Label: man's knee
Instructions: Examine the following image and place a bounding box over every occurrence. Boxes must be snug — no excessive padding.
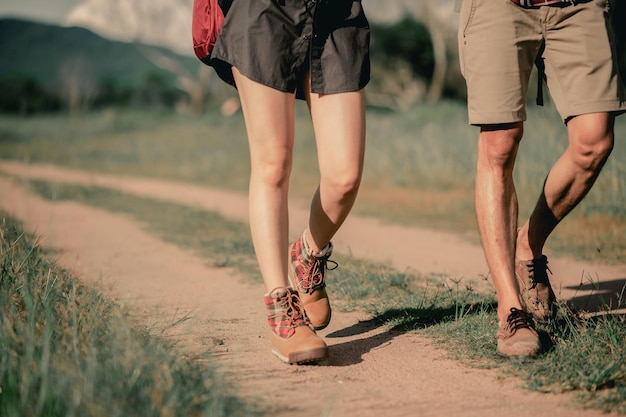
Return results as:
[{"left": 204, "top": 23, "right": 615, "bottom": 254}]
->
[
  {"left": 478, "top": 123, "right": 524, "bottom": 170},
  {"left": 568, "top": 114, "right": 615, "bottom": 172}
]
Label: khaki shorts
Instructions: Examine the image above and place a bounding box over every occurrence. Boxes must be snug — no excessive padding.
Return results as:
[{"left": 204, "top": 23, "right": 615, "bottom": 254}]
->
[{"left": 458, "top": 0, "right": 626, "bottom": 124}]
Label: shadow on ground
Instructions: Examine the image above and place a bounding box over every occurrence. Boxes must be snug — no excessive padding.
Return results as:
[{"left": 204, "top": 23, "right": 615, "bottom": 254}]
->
[
  {"left": 325, "top": 302, "right": 497, "bottom": 366},
  {"left": 564, "top": 277, "right": 626, "bottom": 313}
]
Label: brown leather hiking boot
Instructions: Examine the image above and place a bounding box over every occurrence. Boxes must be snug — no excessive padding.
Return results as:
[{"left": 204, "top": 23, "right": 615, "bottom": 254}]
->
[
  {"left": 264, "top": 287, "right": 328, "bottom": 364},
  {"left": 288, "top": 234, "right": 336, "bottom": 330},
  {"left": 515, "top": 255, "right": 557, "bottom": 321},
  {"left": 496, "top": 307, "right": 541, "bottom": 359}
]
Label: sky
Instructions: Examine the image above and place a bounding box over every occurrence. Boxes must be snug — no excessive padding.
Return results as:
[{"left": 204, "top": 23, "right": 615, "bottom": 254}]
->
[{"left": 0, "top": 0, "right": 82, "bottom": 24}]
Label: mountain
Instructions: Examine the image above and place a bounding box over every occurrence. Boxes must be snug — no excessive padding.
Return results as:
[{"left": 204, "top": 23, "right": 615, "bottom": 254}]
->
[
  {"left": 0, "top": 18, "right": 199, "bottom": 88},
  {"left": 65, "top": 0, "right": 194, "bottom": 56}
]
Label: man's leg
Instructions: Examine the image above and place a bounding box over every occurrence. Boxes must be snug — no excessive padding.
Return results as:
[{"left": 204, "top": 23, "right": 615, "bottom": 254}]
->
[
  {"left": 517, "top": 112, "right": 615, "bottom": 259},
  {"left": 476, "top": 122, "right": 540, "bottom": 358},
  {"left": 476, "top": 123, "right": 525, "bottom": 319}
]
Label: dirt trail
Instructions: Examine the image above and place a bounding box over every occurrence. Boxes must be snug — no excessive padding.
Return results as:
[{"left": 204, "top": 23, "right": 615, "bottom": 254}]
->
[{"left": 1, "top": 160, "right": 624, "bottom": 417}]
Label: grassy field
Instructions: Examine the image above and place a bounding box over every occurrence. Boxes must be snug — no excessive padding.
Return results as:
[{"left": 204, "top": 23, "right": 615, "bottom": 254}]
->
[
  {"left": 1, "top": 101, "right": 624, "bottom": 263},
  {"left": 0, "top": 214, "right": 259, "bottom": 417},
  {"left": 1, "top": 102, "right": 625, "bottom": 414}
]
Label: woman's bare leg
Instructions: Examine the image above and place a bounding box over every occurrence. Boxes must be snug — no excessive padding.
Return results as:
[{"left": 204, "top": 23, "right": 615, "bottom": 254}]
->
[
  {"left": 302, "top": 77, "right": 366, "bottom": 252},
  {"left": 232, "top": 68, "right": 296, "bottom": 292}
]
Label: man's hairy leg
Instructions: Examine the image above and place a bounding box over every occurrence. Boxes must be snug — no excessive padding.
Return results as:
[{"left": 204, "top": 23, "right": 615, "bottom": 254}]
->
[
  {"left": 517, "top": 112, "right": 615, "bottom": 260},
  {"left": 475, "top": 123, "right": 525, "bottom": 321}
]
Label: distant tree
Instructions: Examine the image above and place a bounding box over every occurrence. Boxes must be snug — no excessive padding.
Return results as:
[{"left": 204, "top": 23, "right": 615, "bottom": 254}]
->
[
  {"left": 0, "top": 73, "right": 60, "bottom": 114},
  {"left": 57, "top": 55, "right": 98, "bottom": 116},
  {"left": 371, "top": 16, "right": 434, "bottom": 79},
  {"left": 66, "top": 0, "right": 213, "bottom": 115},
  {"left": 135, "top": 69, "right": 182, "bottom": 109},
  {"left": 369, "top": 15, "right": 433, "bottom": 110},
  {"left": 93, "top": 77, "right": 133, "bottom": 108},
  {"left": 368, "top": 0, "right": 460, "bottom": 107},
  {"left": 139, "top": 46, "right": 213, "bottom": 115},
  {"left": 423, "top": 0, "right": 448, "bottom": 104}
]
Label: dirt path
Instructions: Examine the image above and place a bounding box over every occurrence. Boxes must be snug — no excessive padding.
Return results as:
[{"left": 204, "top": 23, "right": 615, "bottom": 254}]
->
[{"left": 1, "top": 160, "right": 624, "bottom": 417}]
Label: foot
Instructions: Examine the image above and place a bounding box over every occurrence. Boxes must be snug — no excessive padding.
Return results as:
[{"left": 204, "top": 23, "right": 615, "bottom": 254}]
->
[
  {"left": 496, "top": 307, "right": 541, "bottom": 359},
  {"left": 515, "top": 255, "right": 557, "bottom": 321},
  {"left": 265, "top": 287, "right": 328, "bottom": 364},
  {"left": 288, "top": 233, "right": 336, "bottom": 330}
]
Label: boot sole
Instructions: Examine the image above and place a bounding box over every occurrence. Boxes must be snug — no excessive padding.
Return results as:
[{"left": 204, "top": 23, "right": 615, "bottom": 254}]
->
[
  {"left": 496, "top": 350, "right": 537, "bottom": 361},
  {"left": 271, "top": 346, "right": 329, "bottom": 365}
]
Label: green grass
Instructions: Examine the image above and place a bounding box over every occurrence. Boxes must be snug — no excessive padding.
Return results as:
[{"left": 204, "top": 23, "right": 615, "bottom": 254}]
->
[
  {"left": 1, "top": 102, "right": 624, "bottom": 263},
  {"left": 0, "top": 213, "right": 258, "bottom": 417},
  {"left": 1, "top": 103, "right": 625, "bottom": 413},
  {"left": 424, "top": 306, "right": 626, "bottom": 414},
  {"left": 21, "top": 179, "right": 626, "bottom": 414}
]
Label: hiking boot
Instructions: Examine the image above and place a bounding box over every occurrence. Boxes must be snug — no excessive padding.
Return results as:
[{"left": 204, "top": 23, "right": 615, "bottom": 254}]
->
[
  {"left": 265, "top": 287, "right": 328, "bottom": 364},
  {"left": 515, "top": 255, "right": 556, "bottom": 321},
  {"left": 496, "top": 307, "right": 541, "bottom": 359},
  {"left": 288, "top": 233, "right": 337, "bottom": 330}
]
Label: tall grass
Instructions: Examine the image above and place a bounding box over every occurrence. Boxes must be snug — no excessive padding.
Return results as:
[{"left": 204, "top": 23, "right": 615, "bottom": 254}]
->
[
  {"left": 1, "top": 102, "right": 624, "bottom": 262},
  {"left": 0, "top": 214, "right": 257, "bottom": 417}
]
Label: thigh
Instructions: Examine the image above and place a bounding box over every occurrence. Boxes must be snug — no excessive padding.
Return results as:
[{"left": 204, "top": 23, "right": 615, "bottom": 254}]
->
[
  {"left": 459, "top": 0, "right": 543, "bottom": 125},
  {"left": 304, "top": 76, "right": 366, "bottom": 179},
  {"left": 232, "top": 68, "right": 296, "bottom": 168}
]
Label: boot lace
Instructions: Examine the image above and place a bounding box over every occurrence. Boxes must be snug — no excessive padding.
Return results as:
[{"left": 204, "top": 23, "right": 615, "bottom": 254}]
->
[
  {"left": 300, "top": 254, "right": 338, "bottom": 292},
  {"left": 527, "top": 256, "right": 551, "bottom": 289},
  {"left": 279, "top": 289, "right": 308, "bottom": 326},
  {"left": 503, "top": 307, "right": 535, "bottom": 334}
]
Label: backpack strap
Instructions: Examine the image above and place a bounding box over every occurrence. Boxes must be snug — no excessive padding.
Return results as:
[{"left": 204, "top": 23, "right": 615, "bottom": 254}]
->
[{"left": 534, "top": 40, "right": 546, "bottom": 106}]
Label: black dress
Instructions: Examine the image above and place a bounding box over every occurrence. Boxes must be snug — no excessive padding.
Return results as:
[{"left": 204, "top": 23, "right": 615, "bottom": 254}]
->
[{"left": 210, "top": 0, "right": 370, "bottom": 99}]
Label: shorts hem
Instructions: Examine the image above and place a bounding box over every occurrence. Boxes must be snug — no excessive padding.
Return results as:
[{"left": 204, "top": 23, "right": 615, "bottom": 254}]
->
[
  {"left": 311, "top": 83, "right": 368, "bottom": 96},
  {"left": 210, "top": 57, "right": 296, "bottom": 95},
  {"left": 563, "top": 100, "right": 626, "bottom": 121},
  {"left": 468, "top": 111, "right": 526, "bottom": 126},
  {"left": 212, "top": 57, "right": 369, "bottom": 98}
]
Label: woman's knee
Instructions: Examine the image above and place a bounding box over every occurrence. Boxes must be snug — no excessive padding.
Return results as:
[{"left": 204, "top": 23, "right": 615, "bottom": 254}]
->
[
  {"left": 321, "top": 169, "right": 362, "bottom": 200},
  {"left": 251, "top": 152, "right": 293, "bottom": 188}
]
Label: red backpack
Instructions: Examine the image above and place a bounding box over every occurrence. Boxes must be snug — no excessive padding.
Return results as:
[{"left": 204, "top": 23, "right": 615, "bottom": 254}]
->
[{"left": 192, "top": 0, "right": 225, "bottom": 63}]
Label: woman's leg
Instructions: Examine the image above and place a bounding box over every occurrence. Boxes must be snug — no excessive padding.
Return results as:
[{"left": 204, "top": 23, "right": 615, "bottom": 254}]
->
[
  {"left": 285, "top": 75, "right": 366, "bottom": 330},
  {"left": 233, "top": 68, "right": 328, "bottom": 364},
  {"left": 304, "top": 79, "right": 367, "bottom": 251},
  {"left": 232, "top": 68, "right": 296, "bottom": 292}
]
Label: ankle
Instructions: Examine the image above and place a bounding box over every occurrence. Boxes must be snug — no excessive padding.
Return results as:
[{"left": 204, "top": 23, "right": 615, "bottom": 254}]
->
[
  {"left": 302, "top": 230, "right": 331, "bottom": 257},
  {"left": 301, "top": 230, "right": 316, "bottom": 256},
  {"left": 498, "top": 303, "right": 524, "bottom": 323},
  {"left": 516, "top": 228, "right": 533, "bottom": 261}
]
